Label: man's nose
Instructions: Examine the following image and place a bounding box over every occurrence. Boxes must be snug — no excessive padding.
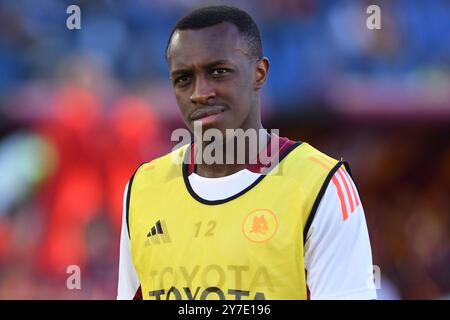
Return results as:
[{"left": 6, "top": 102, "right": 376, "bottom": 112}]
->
[{"left": 190, "top": 76, "right": 215, "bottom": 105}]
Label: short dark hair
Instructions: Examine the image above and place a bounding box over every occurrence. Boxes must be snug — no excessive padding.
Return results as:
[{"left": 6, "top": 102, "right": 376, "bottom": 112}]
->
[{"left": 166, "top": 5, "right": 263, "bottom": 60}]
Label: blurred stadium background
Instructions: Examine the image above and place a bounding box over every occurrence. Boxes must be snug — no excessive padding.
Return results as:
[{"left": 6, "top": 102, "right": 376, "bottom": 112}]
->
[{"left": 0, "top": 0, "right": 449, "bottom": 299}]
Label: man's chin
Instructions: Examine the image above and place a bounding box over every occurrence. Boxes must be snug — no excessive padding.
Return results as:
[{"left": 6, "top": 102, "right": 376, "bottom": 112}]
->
[{"left": 190, "top": 122, "right": 229, "bottom": 143}]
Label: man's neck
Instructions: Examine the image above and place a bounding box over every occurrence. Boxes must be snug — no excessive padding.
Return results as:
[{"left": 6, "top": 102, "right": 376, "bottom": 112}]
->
[{"left": 195, "top": 127, "right": 270, "bottom": 178}]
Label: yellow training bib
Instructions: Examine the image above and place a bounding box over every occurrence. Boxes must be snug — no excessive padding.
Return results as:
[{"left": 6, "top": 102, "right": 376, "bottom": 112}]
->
[{"left": 127, "top": 142, "right": 340, "bottom": 300}]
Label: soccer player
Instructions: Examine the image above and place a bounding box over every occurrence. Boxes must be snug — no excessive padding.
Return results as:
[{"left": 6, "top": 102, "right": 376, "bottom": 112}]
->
[{"left": 118, "top": 6, "right": 376, "bottom": 300}]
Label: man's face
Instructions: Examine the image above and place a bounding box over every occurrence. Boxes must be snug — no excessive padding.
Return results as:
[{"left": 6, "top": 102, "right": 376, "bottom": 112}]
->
[{"left": 167, "top": 22, "right": 266, "bottom": 136}]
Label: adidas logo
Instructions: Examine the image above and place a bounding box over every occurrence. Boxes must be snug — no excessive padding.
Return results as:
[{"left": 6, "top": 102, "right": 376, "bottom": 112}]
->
[{"left": 145, "top": 219, "right": 171, "bottom": 245}]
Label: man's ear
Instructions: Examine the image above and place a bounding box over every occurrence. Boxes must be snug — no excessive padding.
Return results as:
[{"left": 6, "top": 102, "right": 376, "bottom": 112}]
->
[{"left": 254, "top": 57, "right": 270, "bottom": 90}]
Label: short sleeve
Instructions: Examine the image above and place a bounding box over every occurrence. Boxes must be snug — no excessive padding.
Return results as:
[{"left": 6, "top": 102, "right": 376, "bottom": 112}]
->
[
  {"left": 304, "top": 168, "right": 377, "bottom": 300},
  {"left": 117, "top": 182, "right": 141, "bottom": 299}
]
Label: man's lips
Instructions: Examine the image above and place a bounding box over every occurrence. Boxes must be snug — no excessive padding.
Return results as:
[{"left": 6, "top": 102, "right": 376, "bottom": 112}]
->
[{"left": 189, "top": 106, "right": 226, "bottom": 121}]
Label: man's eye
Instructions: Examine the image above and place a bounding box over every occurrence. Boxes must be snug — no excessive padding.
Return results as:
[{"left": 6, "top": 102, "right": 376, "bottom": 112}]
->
[
  {"left": 174, "top": 75, "right": 191, "bottom": 86},
  {"left": 211, "top": 68, "right": 230, "bottom": 76}
]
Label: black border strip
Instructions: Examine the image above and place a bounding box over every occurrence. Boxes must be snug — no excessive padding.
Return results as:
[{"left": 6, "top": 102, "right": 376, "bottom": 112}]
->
[
  {"left": 342, "top": 160, "right": 361, "bottom": 195},
  {"left": 182, "top": 141, "right": 303, "bottom": 205},
  {"left": 303, "top": 161, "right": 345, "bottom": 244},
  {"left": 126, "top": 162, "right": 147, "bottom": 239}
]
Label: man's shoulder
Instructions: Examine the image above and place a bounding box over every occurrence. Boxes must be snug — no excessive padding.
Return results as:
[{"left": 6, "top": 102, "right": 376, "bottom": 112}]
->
[
  {"left": 133, "top": 143, "right": 189, "bottom": 180},
  {"left": 286, "top": 142, "right": 340, "bottom": 172}
]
